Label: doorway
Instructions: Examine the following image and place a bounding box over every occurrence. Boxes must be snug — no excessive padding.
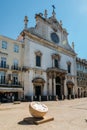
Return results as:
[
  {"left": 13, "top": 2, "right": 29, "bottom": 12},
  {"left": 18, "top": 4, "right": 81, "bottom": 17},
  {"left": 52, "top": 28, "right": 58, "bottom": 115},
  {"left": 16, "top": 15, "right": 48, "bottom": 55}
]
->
[
  {"left": 68, "top": 87, "right": 72, "bottom": 95},
  {"left": 56, "top": 85, "right": 61, "bottom": 99},
  {"left": 56, "top": 76, "right": 61, "bottom": 99},
  {"left": 35, "top": 86, "right": 41, "bottom": 101},
  {"left": 78, "top": 88, "right": 80, "bottom": 97}
]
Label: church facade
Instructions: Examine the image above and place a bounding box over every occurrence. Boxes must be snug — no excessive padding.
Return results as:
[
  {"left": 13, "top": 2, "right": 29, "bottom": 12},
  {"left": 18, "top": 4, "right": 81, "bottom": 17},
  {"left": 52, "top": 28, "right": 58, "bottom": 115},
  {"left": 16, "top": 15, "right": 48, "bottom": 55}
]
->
[
  {"left": 0, "top": 8, "right": 79, "bottom": 102},
  {"left": 20, "top": 9, "right": 77, "bottom": 101}
]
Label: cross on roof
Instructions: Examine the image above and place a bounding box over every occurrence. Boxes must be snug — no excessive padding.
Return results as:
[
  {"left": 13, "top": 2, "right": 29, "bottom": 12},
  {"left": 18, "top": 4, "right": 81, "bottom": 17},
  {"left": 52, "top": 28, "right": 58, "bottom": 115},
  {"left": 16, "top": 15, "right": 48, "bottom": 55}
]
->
[
  {"left": 52, "top": 5, "right": 55, "bottom": 10},
  {"left": 52, "top": 5, "right": 56, "bottom": 17}
]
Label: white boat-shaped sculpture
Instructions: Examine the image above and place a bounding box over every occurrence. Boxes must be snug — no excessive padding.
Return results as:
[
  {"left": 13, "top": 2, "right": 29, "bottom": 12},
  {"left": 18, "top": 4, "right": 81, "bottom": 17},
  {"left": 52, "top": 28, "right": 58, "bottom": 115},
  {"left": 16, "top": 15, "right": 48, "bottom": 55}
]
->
[{"left": 29, "top": 102, "right": 48, "bottom": 118}]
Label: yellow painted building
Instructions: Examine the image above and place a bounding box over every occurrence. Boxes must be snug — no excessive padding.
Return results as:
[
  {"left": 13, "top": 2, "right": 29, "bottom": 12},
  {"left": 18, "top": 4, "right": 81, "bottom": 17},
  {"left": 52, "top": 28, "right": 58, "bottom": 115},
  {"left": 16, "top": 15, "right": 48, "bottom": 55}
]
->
[{"left": 0, "top": 35, "right": 23, "bottom": 102}]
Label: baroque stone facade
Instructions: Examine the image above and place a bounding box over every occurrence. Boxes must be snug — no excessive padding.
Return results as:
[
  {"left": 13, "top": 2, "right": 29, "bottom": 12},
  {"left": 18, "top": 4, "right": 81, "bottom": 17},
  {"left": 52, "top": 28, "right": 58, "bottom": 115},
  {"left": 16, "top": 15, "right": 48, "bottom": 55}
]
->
[{"left": 0, "top": 8, "right": 85, "bottom": 102}]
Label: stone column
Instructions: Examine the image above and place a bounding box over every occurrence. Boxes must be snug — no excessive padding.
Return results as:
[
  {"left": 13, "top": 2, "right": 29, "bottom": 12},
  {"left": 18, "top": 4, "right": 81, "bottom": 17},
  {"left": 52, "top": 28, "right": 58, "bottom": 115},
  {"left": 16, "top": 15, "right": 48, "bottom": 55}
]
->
[
  {"left": 53, "top": 78, "right": 56, "bottom": 96},
  {"left": 61, "top": 76, "right": 65, "bottom": 100},
  {"left": 52, "top": 72, "right": 56, "bottom": 96},
  {"left": 48, "top": 77, "right": 52, "bottom": 95}
]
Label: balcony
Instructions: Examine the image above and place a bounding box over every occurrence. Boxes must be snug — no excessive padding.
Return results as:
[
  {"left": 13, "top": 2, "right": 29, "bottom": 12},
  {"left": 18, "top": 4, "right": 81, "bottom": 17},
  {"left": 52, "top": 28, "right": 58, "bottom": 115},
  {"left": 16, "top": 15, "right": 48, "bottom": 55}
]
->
[
  {"left": 0, "top": 80, "right": 6, "bottom": 86},
  {"left": 11, "top": 65, "right": 21, "bottom": 71},
  {"left": 0, "top": 81, "right": 22, "bottom": 88},
  {"left": 22, "top": 66, "right": 29, "bottom": 71},
  {"left": 0, "top": 63, "right": 9, "bottom": 70},
  {"left": 47, "top": 67, "right": 67, "bottom": 73},
  {"left": 11, "top": 82, "right": 22, "bottom": 88}
]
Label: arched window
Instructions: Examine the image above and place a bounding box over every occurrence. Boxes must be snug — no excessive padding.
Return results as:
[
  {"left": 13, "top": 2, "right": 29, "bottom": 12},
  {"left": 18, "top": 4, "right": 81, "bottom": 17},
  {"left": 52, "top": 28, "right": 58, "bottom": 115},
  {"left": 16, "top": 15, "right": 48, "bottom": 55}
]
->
[
  {"left": 67, "top": 61, "right": 71, "bottom": 73},
  {"left": 35, "top": 51, "right": 42, "bottom": 67},
  {"left": 52, "top": 54, "right": 61, "bottom": 68}
]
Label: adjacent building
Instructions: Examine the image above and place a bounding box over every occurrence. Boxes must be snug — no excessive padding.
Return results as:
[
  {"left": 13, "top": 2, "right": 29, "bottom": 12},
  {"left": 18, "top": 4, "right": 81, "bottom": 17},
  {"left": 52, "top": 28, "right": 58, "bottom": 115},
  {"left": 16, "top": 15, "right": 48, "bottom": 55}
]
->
[
  {"left": 0, "top": 35, "right": 23, "bottom": 102},
  {"left": 76, "top": 57, "right": 87, "bottom": 97}
]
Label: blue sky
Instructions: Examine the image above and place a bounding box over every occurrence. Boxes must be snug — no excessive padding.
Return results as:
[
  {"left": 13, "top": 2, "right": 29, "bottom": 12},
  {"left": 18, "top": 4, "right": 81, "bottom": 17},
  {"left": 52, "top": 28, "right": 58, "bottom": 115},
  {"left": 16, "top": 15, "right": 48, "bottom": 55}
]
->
[{"left": 0, "top": 0, "right": 87, "bottom": 59}]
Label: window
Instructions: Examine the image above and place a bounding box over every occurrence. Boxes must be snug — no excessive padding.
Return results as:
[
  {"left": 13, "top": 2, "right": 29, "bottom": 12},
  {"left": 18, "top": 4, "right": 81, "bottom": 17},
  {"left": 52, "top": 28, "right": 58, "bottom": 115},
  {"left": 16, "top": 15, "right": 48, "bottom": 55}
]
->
[
  {"left": 12, "top": 74, "right": 18, "bottom": 85},
  {"left": 51, "top": 33, "right": 59, "bottom": 43},
  {"left": 54, "top": 59, "right": 58, "bottom": 68},
  {"left": 14, "top": 59, "right": 18, "bottom": 66},
  {"left": 36, "top": 55, "right": 41, "bottom": 67},
  {"left": 52, "top": 54, "right": 60, "bottom": 68},
  {"left": 0, "top": 72, "right": 6, "bottom": 84},
  {"left": 68, "top": 64, "right": 71, "bottom": 73},
  {"left": 2, "top": 41, "right": 7, "bottom": 49},
  {"left": 67, "top": 61, "right": 71, "bottom": 74},
  {"left": 77, "top": 63, "right": 79, "bottom": 69},
  {"left": 13, "top": 59, "right": 18, "bottom": 69},
  {"left": 14, "top": 45, "right": 19, "bottom": 53},
  {"left": 77, "top": 72, "right": 79, "bottom": 76},
  {"left": 35, "top": 51, "right": 42, "bottom": 67},
  {"left": 1, "top": 57, "right": 6, "bottom": 68}
]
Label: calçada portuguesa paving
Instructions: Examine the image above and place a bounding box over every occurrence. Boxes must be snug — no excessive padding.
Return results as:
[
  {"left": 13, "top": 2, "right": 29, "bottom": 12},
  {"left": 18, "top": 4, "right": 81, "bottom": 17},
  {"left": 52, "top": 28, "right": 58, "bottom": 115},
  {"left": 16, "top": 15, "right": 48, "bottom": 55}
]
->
[{"left": 0, "top": 98, "right": 87, "bottom": 130}]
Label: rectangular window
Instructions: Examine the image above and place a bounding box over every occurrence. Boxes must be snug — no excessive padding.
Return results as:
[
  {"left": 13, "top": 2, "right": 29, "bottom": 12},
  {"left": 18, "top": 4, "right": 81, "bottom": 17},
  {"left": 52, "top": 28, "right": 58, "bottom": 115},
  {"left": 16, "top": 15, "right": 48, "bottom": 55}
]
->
[
  {"left": 2, "top": 41, "right": 7, "bottom": 49},
  {"left": 13, "top": 59, "right": 18, "bottom": 70},
  {"left": 12, "top": 74, "right": 18, "bottom": 85},
  {"left": 1, "top": 57, "right": 6, "bottom": 68},
  {"left": 54, "top": 59, "right": 58, "bottom": 68},
  {"left": 68, "top": 64, "right": 71, "bottom": 73},
  {"left": 36, "top": 55, "right": 41, "bottom": 67},
  {"left": 14, "top": 45, "right": 19, "bottom": 53},
  {"left": 77, "top": 63, "right": 79, "bottom": 69},
  {"left": 0, "top": 72, "right": 6, "bottom": 84},
  {"left": 14, "top": 59, "right": 18, "bottom": 66}
]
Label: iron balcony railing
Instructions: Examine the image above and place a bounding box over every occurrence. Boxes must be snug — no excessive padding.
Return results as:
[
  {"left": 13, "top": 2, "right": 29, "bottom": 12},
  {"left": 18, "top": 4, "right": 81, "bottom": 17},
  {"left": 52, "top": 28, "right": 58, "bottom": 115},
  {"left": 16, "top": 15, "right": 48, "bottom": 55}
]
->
[
  {"left": 22, "top": 66, "right": 29, "bottom": 71},
  {"left": 0, "top": 81, "right": 22, "bottom": 88},
  {"left": 0, "top": 63, "right": 9, "bottom": 69},
  {"left": 11, "top": 65, "right": 21, "bottom": 71}
]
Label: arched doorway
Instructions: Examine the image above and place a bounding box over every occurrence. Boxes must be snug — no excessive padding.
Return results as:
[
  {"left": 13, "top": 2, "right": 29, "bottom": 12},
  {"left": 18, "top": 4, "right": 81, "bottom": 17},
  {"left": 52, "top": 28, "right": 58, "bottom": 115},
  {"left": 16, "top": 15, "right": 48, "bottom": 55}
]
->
[
  {"left": 35, "top": 86, "right": 41, "bottom": 100},
  {"left": 80, "top": 88, "right": 82, "bottom": 97},
  {"left": 78, "top": 88, "right": 80, "bottom": 98},
  {"left": 84, "top": 91, "right": 86, "bottom": 97},
  {"left": 32, "top": 77, "right": 45, "bottom": 101},
  {"left": 66, "top": 81, "right": 74, "bottom": 99},
  {"left": 56, "top": 77, "right": 61, "bottom": 99}
]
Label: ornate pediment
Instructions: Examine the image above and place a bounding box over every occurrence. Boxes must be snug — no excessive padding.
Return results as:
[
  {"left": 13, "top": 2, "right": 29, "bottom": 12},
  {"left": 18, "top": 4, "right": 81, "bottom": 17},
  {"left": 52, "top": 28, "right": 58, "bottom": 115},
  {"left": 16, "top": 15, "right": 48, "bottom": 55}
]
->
[
  {"left": 48, "top": 16, "right": 59, "bottom": 32},
  {"left": 52, "top": 53, "right": 61, "bottom": 60},
  {"left": 35, "top": 50, "right": 42, "bottom": 56}
]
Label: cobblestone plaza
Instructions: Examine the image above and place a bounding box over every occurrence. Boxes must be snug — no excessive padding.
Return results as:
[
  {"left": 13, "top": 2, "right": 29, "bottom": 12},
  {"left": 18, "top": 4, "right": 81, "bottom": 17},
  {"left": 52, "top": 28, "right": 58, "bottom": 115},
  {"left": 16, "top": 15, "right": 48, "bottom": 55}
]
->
[{"left": 0, "top": 98, "right": 87, "bottom": 130}]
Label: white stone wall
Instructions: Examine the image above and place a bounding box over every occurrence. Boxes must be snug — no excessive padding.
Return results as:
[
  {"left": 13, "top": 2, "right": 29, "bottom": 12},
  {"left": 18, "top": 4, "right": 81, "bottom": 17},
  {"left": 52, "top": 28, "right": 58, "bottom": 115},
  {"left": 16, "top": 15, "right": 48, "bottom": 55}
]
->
[
  {"left": 23, "top": 36, "right": 76, "bottom": 96},
  {"left": 36, "top": 20, "right": 67, "bottom": 45}
]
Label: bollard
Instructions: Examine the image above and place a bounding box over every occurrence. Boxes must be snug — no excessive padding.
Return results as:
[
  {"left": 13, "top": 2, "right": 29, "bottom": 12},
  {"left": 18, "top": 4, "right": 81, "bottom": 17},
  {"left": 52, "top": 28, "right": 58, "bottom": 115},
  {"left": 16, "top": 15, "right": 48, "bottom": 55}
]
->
[
  {"left": 56, "top": 95, "right": 58, "bottom": 101},
  {"left": 39, "top": 95, "right": 41, "bottom": 101},
  {"left": 31, "top": 96, "right": 33, "bottom": 101},
  {"left": 50, "top": 96, "right": 51, "bottom": 101},
  {"left": 62, "top": 95, "right": 64, "bottom": 100},
  {"left": 69, "top": 95, "right": 71, "bottom": 100},
  {"left": 47, "top": 96, "right": 48, "bottom": 101}
]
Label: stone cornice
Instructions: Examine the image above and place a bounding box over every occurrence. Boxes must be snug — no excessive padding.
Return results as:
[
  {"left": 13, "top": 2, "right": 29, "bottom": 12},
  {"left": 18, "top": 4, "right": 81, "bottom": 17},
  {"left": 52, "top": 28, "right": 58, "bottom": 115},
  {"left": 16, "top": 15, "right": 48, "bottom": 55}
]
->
[
  {"left": 0, "top": 51, "right": 8, "bottom": 55},
  {"left": 76, "top": 57, "right": 87, "bottom": 65},
  {"left": 0, "top": 35, "right": 23, "bottom": 46},
  {"left": 26, "top": 66, "right": 46, "bottom": 72},
  {"left": 22, "top": 30, "right": 76, "bottom": 57}
]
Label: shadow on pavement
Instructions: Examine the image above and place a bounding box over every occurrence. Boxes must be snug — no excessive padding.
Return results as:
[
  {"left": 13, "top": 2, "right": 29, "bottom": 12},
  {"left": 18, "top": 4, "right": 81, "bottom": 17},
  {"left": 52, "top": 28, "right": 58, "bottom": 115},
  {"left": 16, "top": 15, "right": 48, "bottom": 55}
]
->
[
  {"left": 18, "top": 117, "right": 35, "bottom": 125},
  {"left": 18, "top": 117, "right": 43, "bottom": 125}
]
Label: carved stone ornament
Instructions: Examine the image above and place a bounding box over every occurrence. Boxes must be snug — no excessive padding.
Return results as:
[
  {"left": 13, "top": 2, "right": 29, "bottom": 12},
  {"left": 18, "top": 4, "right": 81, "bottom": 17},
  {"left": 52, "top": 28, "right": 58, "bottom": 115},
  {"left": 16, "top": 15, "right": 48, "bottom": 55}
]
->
[{"left": 35, "top": 51, "right": 42, "bottom": 56}]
